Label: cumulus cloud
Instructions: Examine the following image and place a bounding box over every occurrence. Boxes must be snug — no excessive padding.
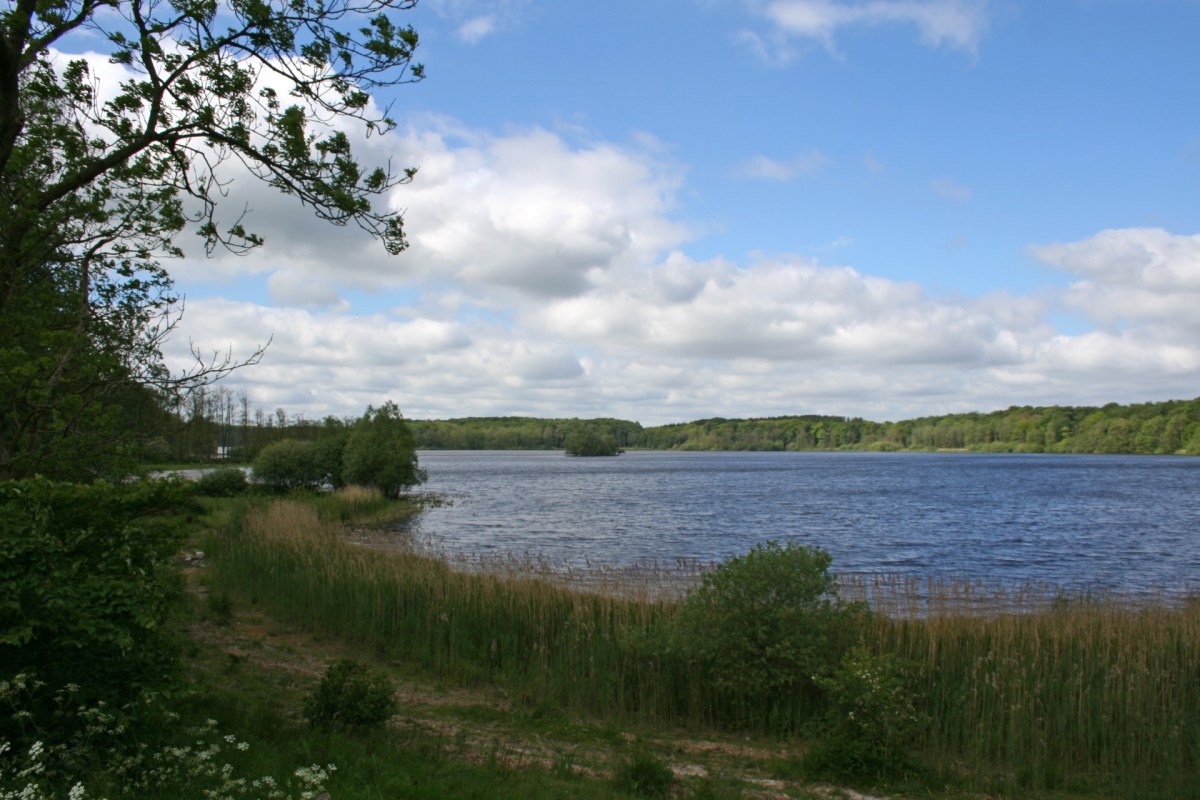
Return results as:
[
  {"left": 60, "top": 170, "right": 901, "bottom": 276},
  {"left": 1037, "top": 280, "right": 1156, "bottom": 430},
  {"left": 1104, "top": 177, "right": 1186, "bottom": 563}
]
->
[
  {"left": 744, "top": 0, "right": 989, "bottom": 60},
  {"left": 534, "top": 254, "right": 1024, "bottom": 370},
  {"left": 398, "top": 122, "right": 690, "bottom": 299},
  {"left": 1030, "top": 228, "right": 1200, "bottom": 334},
  {"left": 155, "top": 112, "right": 1199, "bottom": 425}
]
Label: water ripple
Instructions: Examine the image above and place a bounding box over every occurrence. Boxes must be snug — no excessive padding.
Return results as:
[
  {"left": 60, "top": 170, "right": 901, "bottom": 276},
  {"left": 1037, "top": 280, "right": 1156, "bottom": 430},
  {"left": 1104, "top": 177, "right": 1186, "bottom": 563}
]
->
[{"left": 412, "top": 450, "right": 1200, "bottom": 596}]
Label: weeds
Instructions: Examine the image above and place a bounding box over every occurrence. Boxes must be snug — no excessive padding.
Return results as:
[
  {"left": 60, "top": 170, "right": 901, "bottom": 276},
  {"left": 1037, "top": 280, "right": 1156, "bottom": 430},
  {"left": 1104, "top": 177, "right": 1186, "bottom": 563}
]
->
[{"left": 613, "top": 750, "right": 675, "bottom": 798}]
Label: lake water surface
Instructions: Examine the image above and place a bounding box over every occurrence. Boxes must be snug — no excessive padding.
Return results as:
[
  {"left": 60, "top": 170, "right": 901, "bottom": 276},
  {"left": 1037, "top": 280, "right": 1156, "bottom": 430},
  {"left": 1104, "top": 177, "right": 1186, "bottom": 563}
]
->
[{"left": 411, "top": 450, "right": 1200, "bottom": 596}]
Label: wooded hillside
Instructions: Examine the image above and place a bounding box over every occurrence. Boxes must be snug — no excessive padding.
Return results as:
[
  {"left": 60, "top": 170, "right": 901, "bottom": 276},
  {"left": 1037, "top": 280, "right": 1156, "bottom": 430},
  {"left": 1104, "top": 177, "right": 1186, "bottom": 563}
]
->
[{"left": 410, "top": 398, "right": 1200, "bottom": 455}]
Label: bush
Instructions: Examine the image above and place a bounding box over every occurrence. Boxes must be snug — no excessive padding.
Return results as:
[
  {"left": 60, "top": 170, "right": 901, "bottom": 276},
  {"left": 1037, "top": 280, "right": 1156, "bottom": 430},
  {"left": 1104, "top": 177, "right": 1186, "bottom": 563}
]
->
[
  {"left": 803, "top": 644, "right": 923, "bottom": 780},
  {"left": 0, "top": 478, "right": 188, "bottom": 746},
  {"left": 303, "top": 659, "right": 397, "bottom": 732},
  {"left": 195, "top": 467, "right": 248, "bottom": 497},
  {"left": 670, "top": 541, "right": 865, "bottom": 727},
  {"left": 613, "top": 750, "right": 675, "bottom": 798},
  {"left": 1, "top": 482, "right": 188, "bottom": 762},
  {"left": 0, "top": 694, "right": 337, "bottom": 800},
  {"left": 252, "top": 439, "right": 342, "bottom": 492}
]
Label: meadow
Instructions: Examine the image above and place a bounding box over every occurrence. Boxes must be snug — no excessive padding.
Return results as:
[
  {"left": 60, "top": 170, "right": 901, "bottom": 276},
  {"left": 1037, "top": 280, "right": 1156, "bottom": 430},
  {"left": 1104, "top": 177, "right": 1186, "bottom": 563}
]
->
[{"left": 204, "top": 490, "right": 1200, "bottom": 799}]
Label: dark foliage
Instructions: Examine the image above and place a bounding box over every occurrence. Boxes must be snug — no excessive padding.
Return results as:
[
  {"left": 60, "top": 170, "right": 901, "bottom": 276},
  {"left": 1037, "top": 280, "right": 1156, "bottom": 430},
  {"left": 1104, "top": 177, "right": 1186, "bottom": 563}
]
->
[{"left": 303, "top": 659, "right": 398, "bottom": 732}]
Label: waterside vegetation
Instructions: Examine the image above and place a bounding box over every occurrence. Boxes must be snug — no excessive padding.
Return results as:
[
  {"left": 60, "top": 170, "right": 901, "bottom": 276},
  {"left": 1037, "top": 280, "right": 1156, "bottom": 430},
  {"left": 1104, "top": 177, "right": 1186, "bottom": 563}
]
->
[
  {"left": 206, "top": 493, "right": 1200, "bottom": 799},
  {"left": 4, "top": 482, "right": 1199, "bottom": 798}
]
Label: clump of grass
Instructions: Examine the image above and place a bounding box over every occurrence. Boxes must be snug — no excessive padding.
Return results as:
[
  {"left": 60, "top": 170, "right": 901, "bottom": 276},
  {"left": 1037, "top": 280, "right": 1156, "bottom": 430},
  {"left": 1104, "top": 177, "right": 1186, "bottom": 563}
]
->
[
  {"left": 613, "top": 750, "right": 675, "bottom": 798},
  {"left": 303, "top": 485, "right": 417, "bottom": 525}
]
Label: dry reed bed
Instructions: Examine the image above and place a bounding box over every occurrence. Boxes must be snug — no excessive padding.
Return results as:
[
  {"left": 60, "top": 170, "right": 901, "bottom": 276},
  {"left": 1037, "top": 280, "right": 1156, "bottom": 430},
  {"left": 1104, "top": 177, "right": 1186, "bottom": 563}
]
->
[{"left": 213, "top": 498, "right": 1200, "bottom": 797}]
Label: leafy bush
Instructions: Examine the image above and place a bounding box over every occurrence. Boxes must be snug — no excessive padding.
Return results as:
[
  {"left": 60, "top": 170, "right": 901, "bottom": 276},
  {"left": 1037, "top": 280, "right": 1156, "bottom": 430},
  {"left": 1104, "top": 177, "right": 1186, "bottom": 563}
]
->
[
  {"left": 303, "top": 659, "right": 397, "bottom": 732},
  {"left": 613, "top": 750, "right": 675, "bottom": 798},
  {"left": 195, "top": 467, "right": 248, "bottom": 497},
  {"left": 0, "top": 479, "right": 187, "bottom": 707},
  {"left": 252, "top": 439, "right": 343, "bottom": 492},
  {"left": 802, "top": 643, "right": 923, "bottom": 780},
  {"left": 670, "top": 541, "right": 865, "bottom": 727}
]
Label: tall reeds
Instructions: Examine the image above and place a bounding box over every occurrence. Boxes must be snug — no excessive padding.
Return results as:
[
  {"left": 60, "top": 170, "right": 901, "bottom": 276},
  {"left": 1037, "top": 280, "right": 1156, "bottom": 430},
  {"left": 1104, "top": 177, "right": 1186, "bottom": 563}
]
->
[
  {"left": 211, "top": 500, "right": 701, "bottom": 722},
  {"left": 850, "top": 575, "right": 1200, "bottom": 796},
  {"left": 211, "top": 499, "right": 1200, "bottom": 797}
]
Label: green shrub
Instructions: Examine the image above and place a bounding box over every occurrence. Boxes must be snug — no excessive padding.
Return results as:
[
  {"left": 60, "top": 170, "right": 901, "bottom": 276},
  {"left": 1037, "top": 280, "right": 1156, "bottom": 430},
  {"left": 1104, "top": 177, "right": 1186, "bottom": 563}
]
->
[
  {"left": 613, "top": 750, "right": 675, "bottom": 798},
  {"left": 252, "top": 439, "right": 338, "bottom": 492},
  {"left": 0, "top": 479, "right": 186, "bottom": 697},
  {"left": 0, "top": 692, "right": 337, "bottom": 800},
  {"left": 670, "top": 541, "right": 865, "bottom": 727},
  {"left": 303, "top": 659, "right": 397, "bottom": 732},
  {"left": 803, "top": 643, "right": 922, "bottom": 781},
  {"left": 195, "top": 467, "right": 248, "bottom": 497}
]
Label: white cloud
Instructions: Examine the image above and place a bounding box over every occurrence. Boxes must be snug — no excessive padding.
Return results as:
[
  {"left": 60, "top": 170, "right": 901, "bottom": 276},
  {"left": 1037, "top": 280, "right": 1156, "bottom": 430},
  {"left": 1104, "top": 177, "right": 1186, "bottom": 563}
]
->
[
  {"left": 429, "top": 0, "right": 532, "bottom": 43},
  {"left": 735, "top": 150, "right": 829, "bottom": 180},
  {"left": 457, "top": 15, "right": 497, "bottom": 42},
  {"left": 398, "top": 122, "right": 691, "bottom": 299},
  {"left": 930, "top": 177, "right": 973, "bottom": 202},
  {"left": 746, "top": 0, "right": 989, "bottom": 60},
  {"left": 533, "top": 254, "right": 1020, "bottom": 368},
  {"left": 1030, "top": 228, "right": 1200, "bottom": 333},
  {"left": 158, "top": 112, "right": 1200, "bottom": 425}
]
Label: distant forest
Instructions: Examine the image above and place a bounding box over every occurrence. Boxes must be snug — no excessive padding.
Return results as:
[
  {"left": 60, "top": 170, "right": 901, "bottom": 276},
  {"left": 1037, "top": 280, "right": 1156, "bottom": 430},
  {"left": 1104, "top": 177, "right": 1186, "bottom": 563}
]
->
[
  {"left": 406, "top": 397, "right": 1200, "bottom": 455},
  {"left": 159, "top": 393, "right": 1200, "bottom": 463}
]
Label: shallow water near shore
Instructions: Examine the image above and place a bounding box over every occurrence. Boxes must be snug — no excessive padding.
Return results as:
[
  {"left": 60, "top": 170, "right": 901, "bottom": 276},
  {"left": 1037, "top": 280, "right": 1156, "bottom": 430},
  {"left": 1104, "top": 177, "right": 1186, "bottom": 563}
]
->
[{"left": 408, "top": 450, "right": 1200, "bottom": 599}]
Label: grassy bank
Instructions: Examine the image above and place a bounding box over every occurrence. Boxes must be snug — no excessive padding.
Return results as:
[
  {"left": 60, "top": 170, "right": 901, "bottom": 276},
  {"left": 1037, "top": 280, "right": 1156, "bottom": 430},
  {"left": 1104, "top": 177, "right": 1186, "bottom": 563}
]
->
[{"left": 206, "top": 494, "right": 1200, "bottom": 798}]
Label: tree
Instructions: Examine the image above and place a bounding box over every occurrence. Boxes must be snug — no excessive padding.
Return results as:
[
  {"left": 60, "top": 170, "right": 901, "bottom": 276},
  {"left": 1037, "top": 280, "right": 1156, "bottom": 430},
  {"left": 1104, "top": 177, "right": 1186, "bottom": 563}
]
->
[
  {"left": 342, "top": 400, "right": 424, "bottom": 498},
  {"left": 0, "top": 0, "right": 424, "bottom": 479},
  {"left": 563, "top": 428, "right": 622, "bottom": 456}
]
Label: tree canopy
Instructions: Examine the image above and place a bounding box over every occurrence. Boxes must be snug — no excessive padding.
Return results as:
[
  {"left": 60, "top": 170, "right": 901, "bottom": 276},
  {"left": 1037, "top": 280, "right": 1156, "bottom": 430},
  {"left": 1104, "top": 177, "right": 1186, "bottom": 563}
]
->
[
  {"left": 0, "top": 0, "right": 423, "bottom": 478},
  {"left": 342, "top": 400, "right": 424, "bottom": 497},
  {"left": 563, "top": 428, "right": 623, "bottom": 456}
]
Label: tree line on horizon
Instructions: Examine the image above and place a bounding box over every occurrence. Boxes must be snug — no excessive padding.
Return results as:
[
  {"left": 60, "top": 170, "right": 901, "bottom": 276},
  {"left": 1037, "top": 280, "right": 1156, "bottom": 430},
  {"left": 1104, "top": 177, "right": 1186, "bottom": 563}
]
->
[
  {"left": 405, "top": 397, "right": 1200, "bottom": 455},
  {"left": 74, "top": 392, "right": 1200, "bottom": 467}
]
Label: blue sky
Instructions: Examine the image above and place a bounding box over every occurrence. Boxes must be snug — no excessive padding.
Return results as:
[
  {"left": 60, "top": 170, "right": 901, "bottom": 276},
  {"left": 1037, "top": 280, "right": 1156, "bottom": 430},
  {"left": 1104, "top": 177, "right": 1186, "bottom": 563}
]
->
[{"left": 120, "top": 0, "right": 1200, "bottom": 424}]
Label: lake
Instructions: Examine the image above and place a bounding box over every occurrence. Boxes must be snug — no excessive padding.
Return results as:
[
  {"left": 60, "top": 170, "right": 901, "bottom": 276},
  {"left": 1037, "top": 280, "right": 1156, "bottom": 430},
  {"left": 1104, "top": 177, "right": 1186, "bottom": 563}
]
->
[{"left": 410, "top": 450, "right": 1200, "bottom": 597}]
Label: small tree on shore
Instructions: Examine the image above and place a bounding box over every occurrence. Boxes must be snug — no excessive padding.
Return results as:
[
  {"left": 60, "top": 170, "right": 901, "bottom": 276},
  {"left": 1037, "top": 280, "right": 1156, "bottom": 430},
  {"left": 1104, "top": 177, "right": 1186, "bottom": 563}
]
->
[{"left": 342, "top": 401, "right": 425, "bottom": 498}]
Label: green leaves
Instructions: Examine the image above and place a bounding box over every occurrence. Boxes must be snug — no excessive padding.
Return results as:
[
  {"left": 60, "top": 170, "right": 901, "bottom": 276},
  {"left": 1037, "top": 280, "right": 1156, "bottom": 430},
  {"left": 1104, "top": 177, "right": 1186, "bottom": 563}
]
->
[
  {"left": 303, "top": 658, "right": 398, "bottom": 732},
  {"left": 0, "top": 1, "right": 423, "bottom": 477},
  {"left": 670, "top": 541, "right": 866, "bottom": 728},
  {"left": 342, "top": 400, "right": 425, "bottom": 498},
  {"left": 0, "top": 478, "right": 189, "bottom": 698}
]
